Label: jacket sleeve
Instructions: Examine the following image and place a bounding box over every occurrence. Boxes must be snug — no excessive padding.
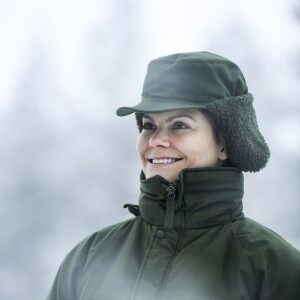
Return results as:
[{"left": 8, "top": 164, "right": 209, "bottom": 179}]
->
[
  {"left": 235, "top": 218, "right": 300, "bottom": 300},
  {"left": 46, "top": 233, "right": 98, "bottom": 300}
]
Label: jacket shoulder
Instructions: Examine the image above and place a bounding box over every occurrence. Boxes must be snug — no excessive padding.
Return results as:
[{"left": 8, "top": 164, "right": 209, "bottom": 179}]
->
[
  {"left": 232, "top": 217, "right": 300, "bottom": 299},
  {"left": 232, "top": 217, "right": 300, "bottom": 256},
  {"left": 65, "top": 217, "right": 138, "bottom": 265},
  {"left": 46, "top": 217, "right": 138, "bottom": 300}
]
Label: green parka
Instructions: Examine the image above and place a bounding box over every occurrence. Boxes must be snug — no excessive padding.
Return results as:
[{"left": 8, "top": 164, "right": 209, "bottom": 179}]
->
[{"left": 47, "top": 168, "right": 300, "bottom": 299}]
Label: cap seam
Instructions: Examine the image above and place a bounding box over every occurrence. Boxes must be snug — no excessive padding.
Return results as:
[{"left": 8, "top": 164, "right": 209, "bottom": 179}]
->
[
  {"left": 142, "top": 92, "right": 217, "bottom": 101},
  {"left": 154, "top": 60, "right": 240, "bottom": 70},
  {"left": 158, "top": 64, "right": 168, "bottom": 93}
]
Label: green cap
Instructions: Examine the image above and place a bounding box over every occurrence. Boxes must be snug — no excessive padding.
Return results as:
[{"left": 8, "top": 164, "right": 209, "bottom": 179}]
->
[
  {"left": 116, "top": 51, "right": 270, "bottom": 172},
  {"left": 116, "top": 52, "right": 248, "bottom": 116}
]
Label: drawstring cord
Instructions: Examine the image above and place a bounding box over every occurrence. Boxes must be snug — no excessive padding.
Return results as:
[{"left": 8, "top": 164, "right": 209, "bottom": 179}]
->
[
  {"left": 123, "top": 204, "right": 140, "bottom": 216},
  {"left": 164, "top": 184, "right": 176, "bottom": 229}
]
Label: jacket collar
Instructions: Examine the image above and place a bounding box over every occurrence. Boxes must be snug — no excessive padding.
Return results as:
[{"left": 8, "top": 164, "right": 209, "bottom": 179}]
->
[{"left": 138, "top": 167, "right": 244, "bottom": 229}]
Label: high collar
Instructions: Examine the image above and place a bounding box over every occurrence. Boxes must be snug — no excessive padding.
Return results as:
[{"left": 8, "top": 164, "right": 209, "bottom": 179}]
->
[{"left": 138, "top": 167, "right": 244, "bottom": 229}]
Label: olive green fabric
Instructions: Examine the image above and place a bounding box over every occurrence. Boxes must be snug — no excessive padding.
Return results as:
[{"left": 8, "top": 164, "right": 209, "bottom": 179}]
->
[
  {"left": 46, "top": 168, "right": 300, "bottom": 300},
  {"left": 116, "top": 52, "right": 270, "bottom": 172},
  {"left": 116, "top": 52, "right": 248, "bottom": 116}
]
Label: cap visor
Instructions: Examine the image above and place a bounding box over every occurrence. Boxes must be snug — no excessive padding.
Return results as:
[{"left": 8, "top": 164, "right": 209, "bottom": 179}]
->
[{"left": 116, "top": 100, "right": 207, "bottom": 116}]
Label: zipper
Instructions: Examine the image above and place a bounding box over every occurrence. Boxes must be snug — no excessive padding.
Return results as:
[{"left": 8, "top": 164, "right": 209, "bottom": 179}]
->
[{"left": 164, "top": 184, "right": 176, "bottom": 229}]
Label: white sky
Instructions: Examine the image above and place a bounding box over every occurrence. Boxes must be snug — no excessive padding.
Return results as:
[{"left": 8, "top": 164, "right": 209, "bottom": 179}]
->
[{"left": 1, "top": 0, "right": 299, "bottom": 111}]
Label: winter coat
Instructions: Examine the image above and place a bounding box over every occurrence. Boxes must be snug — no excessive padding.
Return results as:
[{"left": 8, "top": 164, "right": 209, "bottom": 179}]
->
[{"left": 46, "top": 168, "right": 300, "bottom": 300}]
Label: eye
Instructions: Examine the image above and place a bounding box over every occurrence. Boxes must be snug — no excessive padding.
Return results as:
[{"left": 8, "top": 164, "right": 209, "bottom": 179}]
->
[
  {"left": 172, "top": 122, "right": 190, "bottom": 130},
  {"left": 142, "top": 121, "right": 157, "bottom": 131}
]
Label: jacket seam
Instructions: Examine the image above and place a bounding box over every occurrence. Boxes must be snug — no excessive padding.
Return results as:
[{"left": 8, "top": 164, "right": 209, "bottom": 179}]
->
[
  {"left": 75, "top": 232, "right": 99, "bottom": 300},
  {"left": 230, "top": 222, "right": 258, "bottom": 296},
  {"left": 130, "top": 230, "right": 157, "bottom": 300}
]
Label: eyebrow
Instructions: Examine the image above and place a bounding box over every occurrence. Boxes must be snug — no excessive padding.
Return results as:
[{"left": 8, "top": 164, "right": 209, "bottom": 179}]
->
[{"left": 143, "top": 113, "right": 196, "bottom": 122}]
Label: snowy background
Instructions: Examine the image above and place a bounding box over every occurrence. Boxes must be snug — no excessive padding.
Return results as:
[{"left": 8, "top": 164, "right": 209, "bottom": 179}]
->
[{"left": 0, "top": 0, "right": 299, "bottom": 299}]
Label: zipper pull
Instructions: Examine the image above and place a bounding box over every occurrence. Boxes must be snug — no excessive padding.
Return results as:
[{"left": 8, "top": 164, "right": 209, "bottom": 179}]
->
[{"left": 164, "top": 184, "right": 176, "bottom": 229}]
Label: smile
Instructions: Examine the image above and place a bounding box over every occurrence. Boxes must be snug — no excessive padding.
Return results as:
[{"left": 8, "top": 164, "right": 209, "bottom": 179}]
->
[{"left": 148, "top": 158, "right": 182, "bottom": 164}]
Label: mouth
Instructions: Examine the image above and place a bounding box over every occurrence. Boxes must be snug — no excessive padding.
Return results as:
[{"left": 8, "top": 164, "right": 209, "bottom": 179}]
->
[{"left": 148, "top": 158, "right": 182, "bottom": 164}]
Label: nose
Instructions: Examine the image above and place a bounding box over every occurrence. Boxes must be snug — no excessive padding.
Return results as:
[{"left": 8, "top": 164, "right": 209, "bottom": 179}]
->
[{"left": 149, "top": 129, "right": 171, "bottom": 148}]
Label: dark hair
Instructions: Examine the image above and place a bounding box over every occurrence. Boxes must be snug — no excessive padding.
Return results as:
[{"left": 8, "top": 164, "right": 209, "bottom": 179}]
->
[
  {"left": 135, "top": 110, "right": 225, "bottom": 147},
  {"left": 135, "top": 112, "right": 144, "bottom": 133}
]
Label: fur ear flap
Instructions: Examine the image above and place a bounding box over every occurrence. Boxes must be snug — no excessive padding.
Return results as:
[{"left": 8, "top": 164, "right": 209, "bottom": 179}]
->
[{"left": 206, "top": 93, "right": 270, "bottom": 172}]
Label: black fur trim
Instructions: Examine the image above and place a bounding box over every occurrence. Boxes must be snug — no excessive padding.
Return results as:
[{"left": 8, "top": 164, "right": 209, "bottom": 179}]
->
[{"left": 206, "top": 93, "right": 270, "bottom": 172}]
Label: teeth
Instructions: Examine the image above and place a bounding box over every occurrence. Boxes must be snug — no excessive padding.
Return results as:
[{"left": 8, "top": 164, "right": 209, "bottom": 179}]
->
[{"left": 152, "top": 158, "right": 177, "bottom": 164}]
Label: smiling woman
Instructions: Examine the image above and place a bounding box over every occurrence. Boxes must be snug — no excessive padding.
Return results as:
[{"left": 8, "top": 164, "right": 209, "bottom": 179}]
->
[
  {"left": 46, "top": 52, "right": 300, "bottom": 300},
  {"left": 136, "top": 109, "right": 227, "bottom": 182}
]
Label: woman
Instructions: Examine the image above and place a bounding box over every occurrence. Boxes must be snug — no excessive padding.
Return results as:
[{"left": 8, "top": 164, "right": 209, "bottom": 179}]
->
[{"left": 47, "top": 52, "right": 300, "bottom": 299}]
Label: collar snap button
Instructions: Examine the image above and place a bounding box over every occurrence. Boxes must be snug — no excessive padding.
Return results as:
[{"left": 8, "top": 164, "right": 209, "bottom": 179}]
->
[{"left": 155, "top": 229, "right": 165, "bottom": 239}]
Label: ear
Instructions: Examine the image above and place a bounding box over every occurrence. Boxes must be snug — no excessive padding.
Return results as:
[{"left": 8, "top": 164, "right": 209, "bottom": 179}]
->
[{"left": 219, "top": 146, "right": 228, "bottom": 161}]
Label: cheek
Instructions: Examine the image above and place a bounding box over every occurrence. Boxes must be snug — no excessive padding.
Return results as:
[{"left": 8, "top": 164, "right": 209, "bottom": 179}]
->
[{"left": 184, "top": 135, "right": 220, "bottom": 163}]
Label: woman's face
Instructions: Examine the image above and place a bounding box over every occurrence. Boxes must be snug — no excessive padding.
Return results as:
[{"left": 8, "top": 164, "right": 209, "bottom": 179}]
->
[{"left": 136, "top": 109, "right": 228, "bottom": 182}]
